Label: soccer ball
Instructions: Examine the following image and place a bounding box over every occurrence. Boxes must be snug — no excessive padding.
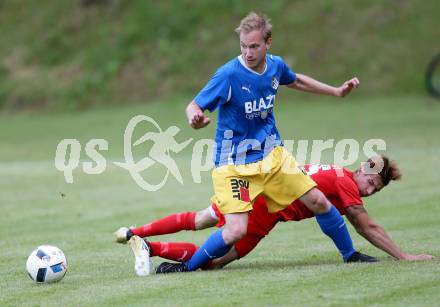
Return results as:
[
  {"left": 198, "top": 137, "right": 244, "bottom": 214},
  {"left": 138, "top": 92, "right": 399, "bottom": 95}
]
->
[{"left": 26, "top": 245, "right": 68, "bottom": 283}]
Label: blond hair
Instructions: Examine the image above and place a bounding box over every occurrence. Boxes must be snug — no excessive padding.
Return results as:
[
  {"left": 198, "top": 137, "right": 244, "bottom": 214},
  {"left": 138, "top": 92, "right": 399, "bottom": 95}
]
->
[{"left": 235, "top": 12, "right": 272, "bottom": 42}]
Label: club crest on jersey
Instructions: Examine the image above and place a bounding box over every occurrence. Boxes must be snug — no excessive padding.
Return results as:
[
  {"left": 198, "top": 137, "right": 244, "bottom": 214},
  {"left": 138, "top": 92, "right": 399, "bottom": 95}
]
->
[
  {"left": 272, "top": 77, "right": 279, "bottom": 90},
  {"left": 230, "top": 178, "right": 250, "bottom": 202}
]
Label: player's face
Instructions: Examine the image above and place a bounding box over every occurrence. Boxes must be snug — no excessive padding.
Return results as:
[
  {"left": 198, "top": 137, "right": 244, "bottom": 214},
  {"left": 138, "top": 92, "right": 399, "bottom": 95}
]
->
[
  {"left": 354, "top": 171, "right": 384, "bottom": 197},
  {"left": 240, "top": 30, "right": 272, "bottom": 73}
]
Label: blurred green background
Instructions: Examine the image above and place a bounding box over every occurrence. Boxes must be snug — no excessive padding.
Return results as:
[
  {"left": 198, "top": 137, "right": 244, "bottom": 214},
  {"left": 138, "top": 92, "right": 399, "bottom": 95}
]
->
[{"left": 0, "top": 0, "right": 439, "bottom": 112}]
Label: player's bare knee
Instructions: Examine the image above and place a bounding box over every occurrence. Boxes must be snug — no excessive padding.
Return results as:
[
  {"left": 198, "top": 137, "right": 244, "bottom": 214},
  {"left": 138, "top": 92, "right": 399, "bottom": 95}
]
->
[
  {"left": 223, "top": 224, "right": 247, "bottom": 244},
  {"left": 300, "top": 188, "right": 332, "bottom": 214}
]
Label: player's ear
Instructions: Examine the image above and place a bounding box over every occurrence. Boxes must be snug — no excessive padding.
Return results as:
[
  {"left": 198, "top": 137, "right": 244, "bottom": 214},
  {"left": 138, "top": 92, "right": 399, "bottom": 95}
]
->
[{"left": 265, "top": 37, "right": 272, "bottom": 49}]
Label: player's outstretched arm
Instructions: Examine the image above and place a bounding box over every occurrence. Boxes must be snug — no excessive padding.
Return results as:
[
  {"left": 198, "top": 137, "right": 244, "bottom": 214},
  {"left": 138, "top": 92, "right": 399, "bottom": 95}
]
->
[
  {"left": 287, "top": 74, "right": 360, "bottom": 97},
  {"left": 186, "top": 100, "right": 211, "bottom": 129},
  {"left": 346, "top": 205, "right": 434, "bottom": 261}
]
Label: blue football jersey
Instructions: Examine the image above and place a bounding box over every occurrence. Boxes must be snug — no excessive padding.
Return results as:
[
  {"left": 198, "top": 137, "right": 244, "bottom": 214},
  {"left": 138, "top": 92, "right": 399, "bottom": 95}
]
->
[{"left": 194, "top": 54, "right": 296, "bottom": 166}]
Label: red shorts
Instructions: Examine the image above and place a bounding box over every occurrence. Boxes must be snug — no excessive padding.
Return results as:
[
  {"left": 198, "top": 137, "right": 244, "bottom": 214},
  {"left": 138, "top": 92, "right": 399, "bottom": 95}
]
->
[{"left": 210, "top": 197, "right": 280, "bottom": 258}]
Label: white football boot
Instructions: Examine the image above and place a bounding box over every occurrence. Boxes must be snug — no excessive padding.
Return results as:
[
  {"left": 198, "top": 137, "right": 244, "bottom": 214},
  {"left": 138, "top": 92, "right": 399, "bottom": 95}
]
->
[{"left": 128, "top": 235, "right": 152, "bottom": 276}]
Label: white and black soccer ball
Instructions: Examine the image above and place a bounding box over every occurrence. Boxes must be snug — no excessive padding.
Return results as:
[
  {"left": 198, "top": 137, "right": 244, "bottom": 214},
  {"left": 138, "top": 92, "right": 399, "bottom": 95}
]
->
[{"left": 26, "top": 245, "right": 68, "bottom": 283}]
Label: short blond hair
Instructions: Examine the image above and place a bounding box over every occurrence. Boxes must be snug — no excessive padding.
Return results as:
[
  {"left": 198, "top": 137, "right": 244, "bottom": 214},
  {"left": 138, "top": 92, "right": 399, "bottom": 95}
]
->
[{"left": 235, "top": 12, "right": 272, "bottom": 42}]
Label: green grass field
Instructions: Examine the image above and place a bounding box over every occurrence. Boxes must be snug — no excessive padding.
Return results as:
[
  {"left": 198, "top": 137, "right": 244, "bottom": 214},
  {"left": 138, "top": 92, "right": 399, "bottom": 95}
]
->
[{"left": 1, "top": 95, "right": 440, "bottom": 306}]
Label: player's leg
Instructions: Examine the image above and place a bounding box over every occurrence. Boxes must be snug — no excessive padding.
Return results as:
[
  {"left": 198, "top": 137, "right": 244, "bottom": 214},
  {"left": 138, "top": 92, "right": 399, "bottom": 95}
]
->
[
  {"left": 298, "top": 187, "right": 331, "bottom": 214},
  {"left": 145, "top": 240, "right": 237, "bottom": 270},
  {"left": 114, "top": 206, "right": 217, "bottom": 243},
  {"left": 299, "top": 188, "right": 356, "bottom": 261},
  {"left": 180, "top": 163, "right": 261, "bottom": 272},
  {"left": 150, "top": 235, "right": 257, "bottom": 271},
  {"left": 155, "top": 212, "right": 249, "bottom": 273},
  {"left": 222, "top": 212, "right": 249, "bottom": 243},
  {"left": 149, "top": 241, "right": 199, "bottom": 262},
  {"left": 128, "top": 236, "right": 200, "bottom": 276},
  {"left": 155, "top": 163, "right": 262, "bottom": 273},
  {"left": 184, "top": 212, "right": 248, "bottom": 270},
  {"left": 264, "top": 147, "right": 356, "bottom": 261},
  {"left": 156, "top": 205, "right": 277, "bottom": 270},
  {"left": 209, "top": 199, "right": 279, "bottom": 268},
  {"left": 209, "top": 231, "right": 269, "bottom": 269},
  {"left": 195, "top": 206, "right": 221, "bottom": 229}
]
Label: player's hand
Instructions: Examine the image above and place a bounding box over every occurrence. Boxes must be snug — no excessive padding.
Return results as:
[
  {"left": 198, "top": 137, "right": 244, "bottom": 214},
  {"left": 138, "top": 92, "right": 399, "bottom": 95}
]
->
[
  {"left": 186, "top": 101, "right": 211, "bottom": 129},
  {"left": 402, "top": 253, "right": 435, "bottom": 261},
  {"left": 336, "top": 77, "right": 360, "bottom": 97},
  {"left": 190, "top": 113, "right": 211, "bottom": 129}
]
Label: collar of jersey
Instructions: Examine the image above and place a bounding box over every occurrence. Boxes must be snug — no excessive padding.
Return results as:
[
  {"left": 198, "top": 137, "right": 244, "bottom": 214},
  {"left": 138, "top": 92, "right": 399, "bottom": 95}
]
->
[{"left": 237, "top": 55, "right": 267, "bottom": 75}]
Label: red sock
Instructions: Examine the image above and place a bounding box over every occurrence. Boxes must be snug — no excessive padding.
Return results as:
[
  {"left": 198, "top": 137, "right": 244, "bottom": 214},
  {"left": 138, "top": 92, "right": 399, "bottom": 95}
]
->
[
  {"left": 149, "top": 241, "right": 199, "bottom": 262},
  {"left": 131, "top": 212, "right": 196, "bottom": 237}
]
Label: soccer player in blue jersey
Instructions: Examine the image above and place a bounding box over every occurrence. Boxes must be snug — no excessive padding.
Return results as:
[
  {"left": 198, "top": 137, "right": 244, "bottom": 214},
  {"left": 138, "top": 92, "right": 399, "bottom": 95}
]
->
[{"left": 156, "top": 12, "right": 361, "bottom": 273}]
